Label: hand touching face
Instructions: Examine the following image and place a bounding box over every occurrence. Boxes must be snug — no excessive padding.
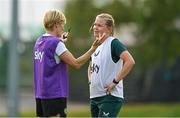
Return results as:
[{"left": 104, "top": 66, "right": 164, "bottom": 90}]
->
[
  {"left": 93, "top": 17, "right": 110, "bottom": 39},
  {"left": 92, "top": 33, "right": 106, "bottom": 47}
]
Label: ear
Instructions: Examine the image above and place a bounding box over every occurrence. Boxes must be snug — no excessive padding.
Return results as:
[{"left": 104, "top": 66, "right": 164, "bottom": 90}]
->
[
  {"left": 54, "top": 22, "right": 58, "bottom": 29},
  {"left": 55, "top": 24, "right": 58, "bottom": 28},
  {"left": 108, "top": 27, "right": 113, "bottom": 36}
]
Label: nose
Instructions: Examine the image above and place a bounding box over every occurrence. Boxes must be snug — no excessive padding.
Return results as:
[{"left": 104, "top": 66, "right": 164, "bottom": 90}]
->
[{"left": 93, "top": 24, "right": 98, "bottom": 31}]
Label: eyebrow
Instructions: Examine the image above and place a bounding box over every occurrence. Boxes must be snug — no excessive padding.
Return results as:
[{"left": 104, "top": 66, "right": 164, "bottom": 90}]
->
[{"left": 94, "top": 23, "right": 106, "bottom": 27}]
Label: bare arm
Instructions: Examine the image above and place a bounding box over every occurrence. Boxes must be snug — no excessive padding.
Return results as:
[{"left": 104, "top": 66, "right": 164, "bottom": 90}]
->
[
  {"left": 115, "top": 50, "right": 135, "bottom": 81},
  {"left": 105, "top": 50, "right": 135, "bottom": 92},
  {"left": 60, "top": 33, "right": 105, "bottom": 69},
  {"left": 60, "top": 47, "right": 95, "bottom": 69},
  {"left": 88, "top": 62, "right": 92, "bottom": 83}
]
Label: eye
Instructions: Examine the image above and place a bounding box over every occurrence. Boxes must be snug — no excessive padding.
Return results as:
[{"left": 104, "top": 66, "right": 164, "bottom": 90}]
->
[{"left": 94, "top": 23, "right": 101, "bottom": 27}]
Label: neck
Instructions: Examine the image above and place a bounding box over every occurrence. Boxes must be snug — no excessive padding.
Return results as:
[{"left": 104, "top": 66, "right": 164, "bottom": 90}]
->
[
  {"left": 101, "top": 35, "right": 111, "bottom": 43},
  {"left": 46, "top": 30, "right": 57, "bottom": 37}
]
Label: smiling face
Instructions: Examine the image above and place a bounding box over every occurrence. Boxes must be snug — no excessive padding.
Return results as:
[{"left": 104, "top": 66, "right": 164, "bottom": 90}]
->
[
  {"left": 93, "top": 17, "right": 108, "bottom": 38},
  {"left": 92, "top": 14, "right": 114, "bottom": 40}
]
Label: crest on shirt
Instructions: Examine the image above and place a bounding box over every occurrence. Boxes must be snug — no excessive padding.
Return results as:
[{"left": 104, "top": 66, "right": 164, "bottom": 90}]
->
[{"left": 94, "top": 50, "right": 100, "bottom": 57}]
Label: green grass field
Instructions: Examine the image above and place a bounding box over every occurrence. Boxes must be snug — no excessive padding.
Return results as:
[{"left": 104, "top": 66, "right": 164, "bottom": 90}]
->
[
  {"left": 1, "top": 103, "right": 180, "bottom": 117},
  {"left": 67, "top": 103, "right": 180, "bottom": 117}
]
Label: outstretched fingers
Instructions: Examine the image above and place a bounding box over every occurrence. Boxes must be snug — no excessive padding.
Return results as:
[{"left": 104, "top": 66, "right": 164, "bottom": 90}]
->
[
  {"left": 94, "top": 33, "right": 106, "bottom": 45},
  {"left": 97, "top": 33, "right": 106, "bottom": 42}
]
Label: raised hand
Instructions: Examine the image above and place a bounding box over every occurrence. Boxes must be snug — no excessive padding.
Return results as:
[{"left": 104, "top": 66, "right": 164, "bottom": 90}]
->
[
  {"left": 61, "top": 32, "right": 69, "bottom": 42},
  {"left": 92, "top": 33, "right": 106, "bottom": 48}
]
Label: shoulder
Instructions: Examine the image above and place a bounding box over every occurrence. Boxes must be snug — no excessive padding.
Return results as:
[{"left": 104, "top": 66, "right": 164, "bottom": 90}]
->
[
  {"left": 112, "top": 38, "right": 124, "bottom": 46},
  {"left": 52, "top": 36, "right": 61, "bottom": 43},
  {"left": 46, "top": 36, "right": 61, "bottom": 46},
  {"left": 111, "top": 38, "right": 127, "bottom": 51},
  {"left": 55, "top": 41, "right": 67, "bottom": 56}
]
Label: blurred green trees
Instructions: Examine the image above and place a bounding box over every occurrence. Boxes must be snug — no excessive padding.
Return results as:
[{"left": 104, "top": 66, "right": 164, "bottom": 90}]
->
[
  {"left": 134, "top": 0, "right": 180, "bottom": 70},
  {"left": 63, "top": 0, "right": 180, "bottom": 101},
  {"left": 64, "top": 0, "right": 180, "bottom": 73},
  {"left": 0, "top": 0, "right": 179, "bottom": 102}
]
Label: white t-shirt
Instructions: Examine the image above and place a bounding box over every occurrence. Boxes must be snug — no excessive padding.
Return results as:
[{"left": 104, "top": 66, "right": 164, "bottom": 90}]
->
[{"left": 54, "top": 41, "right": 67, "bottom": 64}]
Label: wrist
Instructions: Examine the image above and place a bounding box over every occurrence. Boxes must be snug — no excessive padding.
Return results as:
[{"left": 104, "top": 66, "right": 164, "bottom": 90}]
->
[
  {"left": 113, "top": 78, "right": 119, "bottom": 84},
  {"left": 90, "top": 46, "right": 97, "bottom": 52}
]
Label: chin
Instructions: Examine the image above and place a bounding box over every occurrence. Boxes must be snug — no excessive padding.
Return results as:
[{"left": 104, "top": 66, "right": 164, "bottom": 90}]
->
[
  {"left": 94, "top": 33, "right": 98, "bottom": 38},
  {"left": 94, "top": 36, "right": 98, "bottom": 39}
]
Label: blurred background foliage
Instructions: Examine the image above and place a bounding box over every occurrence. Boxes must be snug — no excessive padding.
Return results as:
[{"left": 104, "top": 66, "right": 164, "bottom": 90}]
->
[{"left": 0, "top": 0, "right": 180, "bottom": 103}]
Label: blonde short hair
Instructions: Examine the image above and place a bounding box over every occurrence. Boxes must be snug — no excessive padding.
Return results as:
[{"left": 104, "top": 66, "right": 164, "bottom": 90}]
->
[{"left": 43, "top": 9, "right": 66, "bottom": 30}]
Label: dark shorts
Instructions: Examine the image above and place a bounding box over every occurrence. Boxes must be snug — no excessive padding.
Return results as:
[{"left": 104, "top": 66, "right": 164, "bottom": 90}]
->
[
  {"left": 36, "top": 98, "right": 67, "bottom": 117},
  {"left": 90, "top": 95, "right": 123, "bottom": 117}
]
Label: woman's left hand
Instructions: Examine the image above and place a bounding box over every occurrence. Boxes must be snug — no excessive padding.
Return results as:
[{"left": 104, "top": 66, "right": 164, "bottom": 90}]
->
[{"left": 104, "top": 82, "right": 116, "bottom": 94}]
